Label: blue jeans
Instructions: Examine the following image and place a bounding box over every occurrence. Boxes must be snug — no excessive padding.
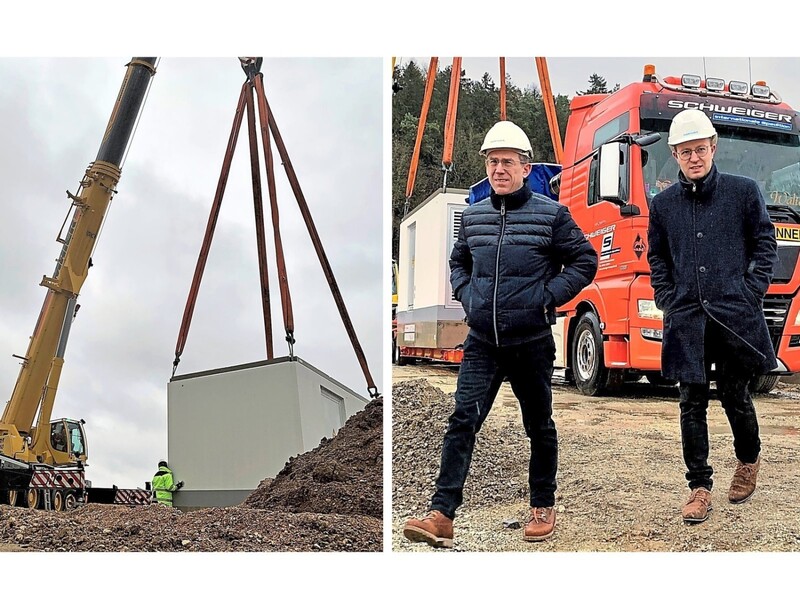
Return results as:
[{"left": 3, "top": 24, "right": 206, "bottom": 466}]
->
[
  {"left": 679, "top": 319, "right": 761, "bottom": 490},
  {"left": 430, "top": 333, "right": 557, "bottom": 519}
]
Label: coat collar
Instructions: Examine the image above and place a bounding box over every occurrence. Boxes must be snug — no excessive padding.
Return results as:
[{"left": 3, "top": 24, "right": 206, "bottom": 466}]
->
[
  {"left": 490, "top": 181, "right": 531, "bottom": 210},
  {"left": 678, "top": 163, "right": 719, "bottom": 199}
]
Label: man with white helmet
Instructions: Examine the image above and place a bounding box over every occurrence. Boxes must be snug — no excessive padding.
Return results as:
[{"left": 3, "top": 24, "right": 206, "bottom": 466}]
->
[
  {"left": 403, "top": 121, "right": 597, "bottom": 547},
  {"left": 648, "top": 109, "right": 777, "bottom": 524}
]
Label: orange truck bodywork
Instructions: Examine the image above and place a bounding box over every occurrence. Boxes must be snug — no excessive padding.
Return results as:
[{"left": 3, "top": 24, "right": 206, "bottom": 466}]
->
[{"left": 556, "top": 70, "right": 800, "bottom": 392}]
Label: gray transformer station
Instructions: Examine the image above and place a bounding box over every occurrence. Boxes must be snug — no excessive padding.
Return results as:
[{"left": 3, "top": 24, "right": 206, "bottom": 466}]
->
[{"left": 167, "top": 356, "right": 368, "bottom": 509}]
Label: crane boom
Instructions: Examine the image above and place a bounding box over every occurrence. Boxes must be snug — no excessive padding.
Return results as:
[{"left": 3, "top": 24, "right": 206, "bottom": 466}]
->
[{"left": 0, "top": 58, "right": 157, "bottom": 464}]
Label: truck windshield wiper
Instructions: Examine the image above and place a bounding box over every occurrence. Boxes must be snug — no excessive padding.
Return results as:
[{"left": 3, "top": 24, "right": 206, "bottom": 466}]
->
[{"left": 766, "top": 202, "right": 800, "bottom": 224}]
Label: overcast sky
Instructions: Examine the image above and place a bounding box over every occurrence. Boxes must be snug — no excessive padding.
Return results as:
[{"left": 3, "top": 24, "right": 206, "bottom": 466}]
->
[
  {"left": 400, "top": 56, "right": 800, "bottom": 111},
  {"left": 0, "top": 58, "right": 383, "bottom": 490}
]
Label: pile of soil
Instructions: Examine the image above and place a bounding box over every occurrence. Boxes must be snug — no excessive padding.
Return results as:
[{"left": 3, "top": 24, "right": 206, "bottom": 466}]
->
[
  {"left": 0, "top": 396, "right": 383, "bottom": 552},
  {"left": 243, "top": 395, "right": 382, "bottom": 519}
]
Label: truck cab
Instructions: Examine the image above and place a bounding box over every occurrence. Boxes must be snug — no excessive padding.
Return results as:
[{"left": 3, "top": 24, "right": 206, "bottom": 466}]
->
[{"left": 557, "top": 65, "right": 800, "bottom": 394}]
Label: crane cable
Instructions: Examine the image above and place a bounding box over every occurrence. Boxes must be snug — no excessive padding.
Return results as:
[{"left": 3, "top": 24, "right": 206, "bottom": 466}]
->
[
  {"left": 441, "top": 57, "right": 462, "bottom": 190},
  {"left": 402, "top": 57, "right": 438, "bottom": 219}
]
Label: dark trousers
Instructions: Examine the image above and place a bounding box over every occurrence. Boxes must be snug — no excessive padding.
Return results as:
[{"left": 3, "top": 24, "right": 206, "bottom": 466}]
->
[
  {"left": 679, "top": 319, "right": 761, "bottom": 490},
  {"left": 430, "top": 333, "right": 557, "bottom": 519}
]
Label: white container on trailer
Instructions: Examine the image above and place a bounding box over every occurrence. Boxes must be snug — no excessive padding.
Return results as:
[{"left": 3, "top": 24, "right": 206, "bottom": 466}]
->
[{"left": 396, "top": 188, "right": 469, "bottom": 353}]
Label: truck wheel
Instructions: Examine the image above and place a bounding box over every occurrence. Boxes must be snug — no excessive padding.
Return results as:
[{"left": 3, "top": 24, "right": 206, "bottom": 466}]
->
[
  {"left": 65, "top": 492, "right": 78, "bottom": 510},
  {"left": 750, "top": 374, "right": 778, "bottom": 394},
  {"left": 53, "top": 490, "right": 65, "bottom": 512},
  {"left": 26, "top": 488, "right": 40, "bottom": 509},
  {"left": 7, "top": 489, "right": 21, "bottom": 507},
  {"left": 571, "top": 311, "right": 622, "bottom": 396}
]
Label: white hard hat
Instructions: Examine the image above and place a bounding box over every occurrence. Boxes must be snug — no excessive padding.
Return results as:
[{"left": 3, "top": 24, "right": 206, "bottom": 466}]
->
[
  {"left": 668, "top": 109, "right": 717, "bottom": 146},
  {"left": 480, "top": 120, "right": 533, "bottom": 159}
]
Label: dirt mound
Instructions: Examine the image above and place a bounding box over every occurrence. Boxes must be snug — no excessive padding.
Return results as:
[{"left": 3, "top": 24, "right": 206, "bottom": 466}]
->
[
  {"left": 243, "top": 396, "right": 383, "bottom": 519},
  {"left": 0, "top": 396, "right": 383, "bottom": 552},
  {"left": 0, "top": 503, "right": 381, "bottom": 552},
  {"left": 392, "top": 379, "right": 529, "bottom": 518}
]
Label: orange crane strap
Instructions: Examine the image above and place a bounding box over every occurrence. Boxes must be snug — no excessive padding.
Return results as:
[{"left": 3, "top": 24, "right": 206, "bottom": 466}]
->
[
  {"left": 173, "top": 81, "right": 249, "bottom": 373},
  {"left": 254, "top": 74, "right": 296, "bottom": 355},
  {"left": 535, "top": 57, "right": 564, "bottom": 164},
  {"left": 404, "top": 57, "right": 438, "bottom": 202},
  {"left": 441, "top": 57, "right": 462, "bottom": 168},
  {"left": 244, "top": 81, "right": 276, "bottom": 360},
  {"left": 499, "top": 57, "right": 507, "bottom": 121}
]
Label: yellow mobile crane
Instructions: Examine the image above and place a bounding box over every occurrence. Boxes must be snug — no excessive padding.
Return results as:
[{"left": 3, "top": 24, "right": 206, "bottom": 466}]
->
[{"left": 0, "top": 58, "right": 157, "bottom": 510}]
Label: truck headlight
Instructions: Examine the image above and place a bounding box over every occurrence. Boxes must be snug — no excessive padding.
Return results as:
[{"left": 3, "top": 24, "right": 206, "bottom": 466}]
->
[{"left": 638, "top": 299, "right": 663, "bottom": 320}]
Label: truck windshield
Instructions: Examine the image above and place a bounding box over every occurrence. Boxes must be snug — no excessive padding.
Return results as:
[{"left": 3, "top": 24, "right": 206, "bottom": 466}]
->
[{"left": 641, "top": 118, "right": 800, "bottom": 211}]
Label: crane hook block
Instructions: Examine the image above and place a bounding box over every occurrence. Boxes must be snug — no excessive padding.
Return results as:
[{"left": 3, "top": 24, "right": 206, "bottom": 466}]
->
[{"left": 239, "top": 57, "right": 263, "bottom": 81}]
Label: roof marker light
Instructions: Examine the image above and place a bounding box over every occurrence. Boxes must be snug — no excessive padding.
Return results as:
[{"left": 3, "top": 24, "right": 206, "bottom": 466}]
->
[
  {"left": 752, "top": 84, "right": 771, "bottom": 98},
  {"left": 729, "top": 80, "right": 749, "bottom": 95},
  {"left": 681, "top": 74, "right": 701, "bottom": 88}
]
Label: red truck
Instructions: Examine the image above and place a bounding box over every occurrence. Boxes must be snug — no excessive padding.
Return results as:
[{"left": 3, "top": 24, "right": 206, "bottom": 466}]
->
[{"left": 396, "top": 63, "right": 800, "bottom": 396}]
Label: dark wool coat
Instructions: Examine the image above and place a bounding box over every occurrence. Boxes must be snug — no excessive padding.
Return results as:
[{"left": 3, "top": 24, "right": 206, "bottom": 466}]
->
[
  {"left": 450, "top": 185, "right": 598, "bottom": 347},
  {"left": 647, "top": 164, "right": 778, "bottom": 384}
]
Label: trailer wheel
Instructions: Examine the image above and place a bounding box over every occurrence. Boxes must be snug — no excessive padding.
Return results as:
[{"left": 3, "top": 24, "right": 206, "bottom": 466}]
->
[
  {"left": 26, "top": 488, "right": 40, "bottom": 509},
  {"left": 394, "top": 342, "right": 410, "bottom": 366},
  {"left": 571, "top": 311, "right": 622, "bottom": 396},
  {"left": 53, "top": 490, "right": 65, "bottom": 512},
  {"left": 750, "top": 374, "right": 779, "bottom": 394}
]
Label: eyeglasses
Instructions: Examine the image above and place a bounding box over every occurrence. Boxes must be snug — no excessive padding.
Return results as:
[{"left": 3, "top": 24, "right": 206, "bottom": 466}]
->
[
  {"left": 674, "top": 146, "right": 711, "bottom": 161},
  {"left": 486, "top": 157, "right": 524, "bottom": 168}
]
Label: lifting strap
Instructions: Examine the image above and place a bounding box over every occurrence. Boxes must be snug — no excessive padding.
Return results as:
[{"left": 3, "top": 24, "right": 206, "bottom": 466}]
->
[
  {"left": 499, "top": 57, "right": 507, "bottom": 121},
  {"left": 173, "top": 81, "right": 249, "bottom": 373},
  {"left": 403, "top": 57, "right": 438, "bottom": 218},
  {"left": 535, "top": 57, "right": 564, "bottom": 164},
  {"left": 261, "top": 92, "right": 380, "bottom": 399},
  {"left": 174, "top": 58, "right": 380, "bottom": 399},
  {"left": 441, "top": 57, "right": 462, "bottom": 190}
]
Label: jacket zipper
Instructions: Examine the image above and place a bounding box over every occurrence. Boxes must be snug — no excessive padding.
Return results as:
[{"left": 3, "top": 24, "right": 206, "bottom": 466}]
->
[{"left": 493, "top": 198, "right": 506, "bottom": 346}]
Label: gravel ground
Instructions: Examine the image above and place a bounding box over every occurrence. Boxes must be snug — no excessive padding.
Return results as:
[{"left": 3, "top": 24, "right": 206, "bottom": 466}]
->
[
  {"left": 0, "top": 396, "right": 382, "bottom": 552},
  {"left": 392, "top": 366, "right": 800, "bottom": 552}
]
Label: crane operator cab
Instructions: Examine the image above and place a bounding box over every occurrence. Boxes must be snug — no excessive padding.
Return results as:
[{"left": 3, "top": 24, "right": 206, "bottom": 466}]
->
[{"left": 49, "top": 419, "right": 87, "bottom": 462}]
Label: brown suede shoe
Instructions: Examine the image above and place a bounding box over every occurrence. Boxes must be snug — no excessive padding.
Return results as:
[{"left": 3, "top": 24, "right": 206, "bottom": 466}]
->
[
  {"left": 682, "top": 487, "right": 712, "bottom": 523},
  {"left": 729, "top": 456, "right": 760, "bottom": 504},
  {"left": 403, "top": 510, "right": 454, "bottom": 548},
  {"left": 523, "top": 507, "right": 556, "bottom": 542}
]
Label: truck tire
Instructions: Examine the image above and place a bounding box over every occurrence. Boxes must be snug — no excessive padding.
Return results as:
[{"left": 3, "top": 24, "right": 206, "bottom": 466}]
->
[
  {"left": 65, "top": 492, "right": 78, "bottom": 510},
  {"left": 7, "top": 489, "right": 21, "bottom": 507},
  {"left": 26, "top": 488, "right": 40, "bottom": 509},
  {"left": 571, "top": 311, "right": 622, "bottom": 396},
  {"left": 750, "top": 374, "right": 778, "bottom": 394},
  {"left": 394, "top": 343, "right": 410, "bottom": 366},
  {"left": 53, "top": 490, "right": 65, "bottom": 512}
]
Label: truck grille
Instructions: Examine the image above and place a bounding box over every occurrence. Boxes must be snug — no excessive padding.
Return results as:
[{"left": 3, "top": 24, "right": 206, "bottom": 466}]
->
[{"left": 763, "top": 295, "right": 791, "bottom": 351}]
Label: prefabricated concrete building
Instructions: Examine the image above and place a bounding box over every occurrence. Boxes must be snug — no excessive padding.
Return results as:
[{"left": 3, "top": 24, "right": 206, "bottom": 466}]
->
[{"left": 167, "top": 356, "right": 368, "bottom": 509}]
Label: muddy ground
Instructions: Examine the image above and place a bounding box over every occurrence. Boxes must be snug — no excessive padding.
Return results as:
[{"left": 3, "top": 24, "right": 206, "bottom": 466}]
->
[
  {"left": 392, "top": 365, "right": 800, "bottom": 552},
  {"left": 0, "top": 396, "right": 382, "bottom": 552}
]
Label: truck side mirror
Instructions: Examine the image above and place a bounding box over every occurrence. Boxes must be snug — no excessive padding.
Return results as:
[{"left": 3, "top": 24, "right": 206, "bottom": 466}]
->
[{"left": 599, "top": 142, "right": 624, "bottom": 206}]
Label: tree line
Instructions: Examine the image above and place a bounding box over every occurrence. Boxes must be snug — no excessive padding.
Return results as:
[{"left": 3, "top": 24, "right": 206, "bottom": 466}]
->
[{"left": 391, "top": 61, "right": 617, "bottom": 259}]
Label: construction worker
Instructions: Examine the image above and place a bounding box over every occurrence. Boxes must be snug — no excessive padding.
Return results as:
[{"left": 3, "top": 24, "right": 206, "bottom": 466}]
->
[
  {"left": 648, "top": 109, "right": 778, "bottom": 524},
  {"left": 152, "top": 460, "right": 184, "bottom": 507},
  {"left": 403, "top": 121, "right": 598, "bottom": 547}
]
